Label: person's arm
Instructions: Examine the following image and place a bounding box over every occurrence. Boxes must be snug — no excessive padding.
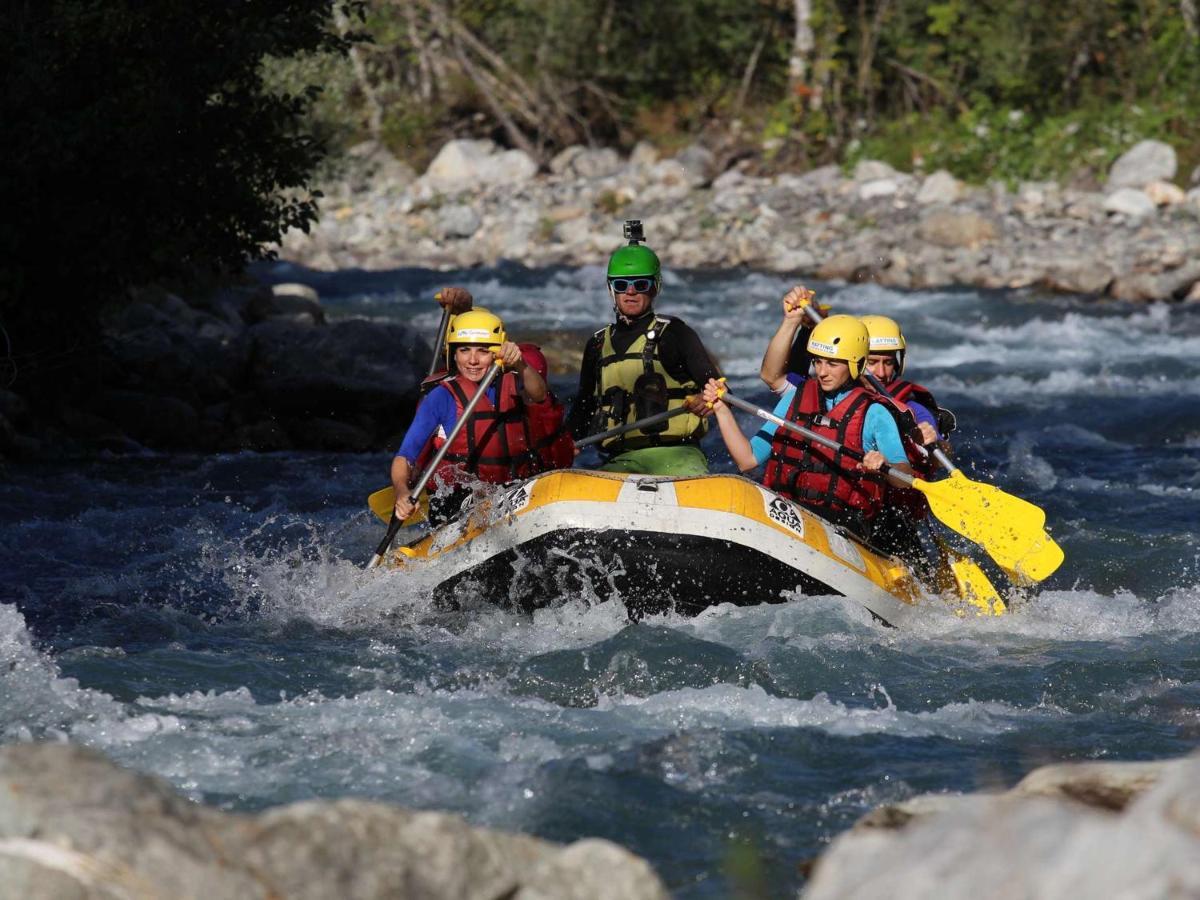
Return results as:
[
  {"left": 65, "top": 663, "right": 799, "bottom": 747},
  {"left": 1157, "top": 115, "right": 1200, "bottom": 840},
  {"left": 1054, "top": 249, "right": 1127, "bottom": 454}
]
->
[
  {"left": 747, "top": 387, "right": 796, "bottom": 465},
  {"left": 760, "top": 289, "right": 815, "bottom": 391},
  {"left": 390, "top": 456, "right": 416, "bottom": 520},
  {"left": 498, "top": 341, "right": 546, "bottom": 403},
  {"left": 701, "top": 379, "right": 758, "bottom": 472},
  {"left": 905, "top": 401, "right": 941, "bottom": 448},
  {"left": 860, "top": 405, "right": 915, "bottom": 488},
  {"left": 565, "top": 336, "right": 601, "bottom": 438}
]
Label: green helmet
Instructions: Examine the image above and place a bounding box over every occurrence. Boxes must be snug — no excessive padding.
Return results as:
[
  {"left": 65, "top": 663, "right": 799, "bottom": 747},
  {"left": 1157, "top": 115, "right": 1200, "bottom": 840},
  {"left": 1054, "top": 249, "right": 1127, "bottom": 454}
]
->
[{"left": 607, "top": 244, "right": 661, "bottom": 281}]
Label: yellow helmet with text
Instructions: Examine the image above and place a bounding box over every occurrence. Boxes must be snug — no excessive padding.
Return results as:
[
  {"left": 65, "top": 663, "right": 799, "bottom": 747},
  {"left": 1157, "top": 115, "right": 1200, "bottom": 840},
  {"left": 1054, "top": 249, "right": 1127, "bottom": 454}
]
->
[
  {"left": 806, "top": 314, "right": 869, "bottom": 380},
  {"left": 859, "top": 314, "right": 907, "bottom": 376},
  {"left": 445, "top": 308, "right": 506, "bottom": 369}
]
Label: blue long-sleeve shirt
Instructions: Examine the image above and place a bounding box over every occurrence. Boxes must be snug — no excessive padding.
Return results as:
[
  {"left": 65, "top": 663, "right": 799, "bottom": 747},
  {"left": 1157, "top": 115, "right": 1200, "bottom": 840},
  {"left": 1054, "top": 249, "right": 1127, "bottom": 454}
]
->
[{"left": 395, "top": 383, "right": 501, "bottom": 464}]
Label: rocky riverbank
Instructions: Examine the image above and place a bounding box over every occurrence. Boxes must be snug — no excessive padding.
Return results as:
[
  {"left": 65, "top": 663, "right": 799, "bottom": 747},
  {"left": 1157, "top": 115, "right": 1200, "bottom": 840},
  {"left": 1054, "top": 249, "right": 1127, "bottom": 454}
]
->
[
  {"left": 282, "top": 138, "right": 1200, "bottom": 303},
  {"left": 0, "top": 283, "right": 429, "bottom": 459},
  {"left": 802, "top": 752, "right": 1200, "bottom": 898},
  {"left": 0, "top": 742, "right": 668, "bottom": 899}
]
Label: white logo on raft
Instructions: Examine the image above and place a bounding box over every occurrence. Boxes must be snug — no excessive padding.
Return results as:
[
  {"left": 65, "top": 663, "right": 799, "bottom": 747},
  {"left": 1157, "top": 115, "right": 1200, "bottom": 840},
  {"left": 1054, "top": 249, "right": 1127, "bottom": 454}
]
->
[
  {"left": 809, "top": 339, "right": 838, "bottom": 355},
  {"left": 492, "top": 482, "right": 532, "bottom": 522},
  {"left": 767, "top": 497, "right": 805, "bottom": 535}
]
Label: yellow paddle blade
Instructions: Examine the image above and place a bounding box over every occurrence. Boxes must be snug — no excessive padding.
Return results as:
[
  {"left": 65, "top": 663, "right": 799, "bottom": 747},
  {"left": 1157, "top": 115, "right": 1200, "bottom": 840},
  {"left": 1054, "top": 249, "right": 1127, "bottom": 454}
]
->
[
  {"left": 947, "top": 553, "right": 1006, "bottom": 616},
  {"left": 366, "top": 486, "right": 428, "bottom": 526},
  {"left": 930, "top": 533, "right": 1004, "bottom": 615},
  {"left": 912, "top": 470, "right": 1064, "bottom": 582}
]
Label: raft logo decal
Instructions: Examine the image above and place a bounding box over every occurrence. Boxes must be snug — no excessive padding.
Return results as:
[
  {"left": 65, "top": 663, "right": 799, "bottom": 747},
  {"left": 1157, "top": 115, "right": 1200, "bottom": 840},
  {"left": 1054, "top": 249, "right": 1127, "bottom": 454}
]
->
[
  {"left": 492, "top": 482, "right": 532, "bottom": 521},
  {"left": 767, "top": 497, "right": 805, "bottom": 536},
  {"left": 809, "top": 339, "right": 838, "bottom": 355},
  {"left": 824, "top": 527, "right": 866, "bottom": 572}
]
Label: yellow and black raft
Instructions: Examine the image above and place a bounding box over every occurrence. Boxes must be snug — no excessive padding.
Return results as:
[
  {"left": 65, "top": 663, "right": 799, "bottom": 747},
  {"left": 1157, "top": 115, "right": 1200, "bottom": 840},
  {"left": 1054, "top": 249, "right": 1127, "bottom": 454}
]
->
[{"left": 372, "top": 470, "right": 1005, "bottom": 625}]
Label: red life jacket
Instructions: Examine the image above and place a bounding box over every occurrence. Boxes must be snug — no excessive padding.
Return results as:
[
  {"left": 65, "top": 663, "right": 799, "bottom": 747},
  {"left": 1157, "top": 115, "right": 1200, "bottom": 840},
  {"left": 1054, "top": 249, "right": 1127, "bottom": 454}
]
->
[
  {"left": 435, "top": 373, "right": 536, "bottom": 485},
  {"left": 526, "top": 394, "right": 575, "bottom": 471},
  {"left": 763, "top": 379, "right": 886, "bottom": 531}
]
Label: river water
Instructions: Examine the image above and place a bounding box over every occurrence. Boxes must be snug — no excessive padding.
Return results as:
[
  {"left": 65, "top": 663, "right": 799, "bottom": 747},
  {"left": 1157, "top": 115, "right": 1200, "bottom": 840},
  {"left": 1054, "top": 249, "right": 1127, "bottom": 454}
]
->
[{"left": 3, "top": 265, "right": 1199, "bottom": 896}]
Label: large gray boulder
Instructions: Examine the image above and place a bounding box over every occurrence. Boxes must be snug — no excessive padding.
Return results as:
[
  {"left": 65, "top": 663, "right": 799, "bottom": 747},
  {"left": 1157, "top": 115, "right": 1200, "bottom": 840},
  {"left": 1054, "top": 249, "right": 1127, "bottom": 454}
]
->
[
  {"left": 423, "top": 139, "right": 538, "bottom": 192},
  {"left": 803, "top": 755, "right": 1200, "bottom": 899},
  {"left": 0, "top": 743, "right": 669, "bottom": 900},
  {"left": 916, "top": 170, "right": 963, "bottom": 205},
  {"left": 1107, "top": 139, "right": 1177, "bottom": 189},
  {"left": 1103, "top": 187, "right": 1157, "bottom": 220},
  {"left": 246, "top": 317, "right": 428, "bottom": 425},
  {"left": 917, "top": 209, "right": 997, "bottom": 249}
]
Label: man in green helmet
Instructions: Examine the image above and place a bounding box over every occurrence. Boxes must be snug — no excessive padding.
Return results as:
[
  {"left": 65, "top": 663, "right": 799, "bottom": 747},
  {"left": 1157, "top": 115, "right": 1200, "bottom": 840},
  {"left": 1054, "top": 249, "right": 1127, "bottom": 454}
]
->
[{"left": 565, "top": 220, "right": 721, "bottom": 476}]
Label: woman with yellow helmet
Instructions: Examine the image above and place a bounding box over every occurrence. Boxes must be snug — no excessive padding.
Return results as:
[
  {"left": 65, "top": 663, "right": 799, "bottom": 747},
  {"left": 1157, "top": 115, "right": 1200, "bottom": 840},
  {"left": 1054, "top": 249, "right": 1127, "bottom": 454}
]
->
[
  {"left": 702, "top": 315, "right": 914, "bottom": 538},
  {"left": 391, "top": 307, "right": 547, "bottom": 524}
]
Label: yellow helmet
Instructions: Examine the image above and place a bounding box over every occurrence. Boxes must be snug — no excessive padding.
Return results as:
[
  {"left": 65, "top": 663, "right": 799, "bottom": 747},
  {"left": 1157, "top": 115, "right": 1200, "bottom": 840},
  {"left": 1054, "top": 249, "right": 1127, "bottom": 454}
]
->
[
  {"left": 859, "top": 315, "right": 907, "bottom": 375},
  {"left": 445, "top": 308, "right": 506, "bottom": 369},
  {"left": 806, "top": 314, "right": 869, "bottom": 380}
]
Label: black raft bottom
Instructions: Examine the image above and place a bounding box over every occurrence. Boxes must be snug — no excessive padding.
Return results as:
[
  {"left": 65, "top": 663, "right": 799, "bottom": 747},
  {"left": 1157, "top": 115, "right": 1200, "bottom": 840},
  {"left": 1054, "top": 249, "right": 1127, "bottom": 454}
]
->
[{"left": 433, "top": 528, "right": 841, "bottom": 619}]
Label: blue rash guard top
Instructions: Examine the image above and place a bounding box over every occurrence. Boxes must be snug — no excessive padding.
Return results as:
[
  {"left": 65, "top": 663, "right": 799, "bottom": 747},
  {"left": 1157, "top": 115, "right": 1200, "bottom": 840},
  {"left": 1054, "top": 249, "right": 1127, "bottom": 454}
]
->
[
  {"left": 749, "top": 378, "right": 908, "bottom": 468},
  {"left": 395, "top": 383, "right": 501, "bottom": 464}
]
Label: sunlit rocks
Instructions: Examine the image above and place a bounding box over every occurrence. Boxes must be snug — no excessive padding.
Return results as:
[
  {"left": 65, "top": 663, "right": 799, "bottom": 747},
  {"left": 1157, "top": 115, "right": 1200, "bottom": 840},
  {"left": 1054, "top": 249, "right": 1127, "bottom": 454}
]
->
[
  {"left": 1107, "top": 139, "right": 1178, "bottom": 190},
  {"left": 0, "top": 743, "right": 670, "bottom": 900},
  {"left": 803, "top": 755, "right": 1200, "bottom": 899}
]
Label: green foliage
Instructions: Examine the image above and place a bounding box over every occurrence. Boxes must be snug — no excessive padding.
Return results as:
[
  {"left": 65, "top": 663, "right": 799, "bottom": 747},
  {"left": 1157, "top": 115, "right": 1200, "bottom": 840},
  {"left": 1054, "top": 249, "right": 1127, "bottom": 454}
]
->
[
  {"left": 315, "top": 0, "right": 1198, "bottom": 184},
  {"left": 1, "top": 0, "right": 359, "bottom": 353}
]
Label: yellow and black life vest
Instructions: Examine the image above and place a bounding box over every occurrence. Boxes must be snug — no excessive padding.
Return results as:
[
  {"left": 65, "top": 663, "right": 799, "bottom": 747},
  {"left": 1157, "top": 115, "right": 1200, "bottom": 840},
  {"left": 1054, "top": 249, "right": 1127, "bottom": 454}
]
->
[{"left": 592, "top": 316, "right": 707, "bottom": 453}]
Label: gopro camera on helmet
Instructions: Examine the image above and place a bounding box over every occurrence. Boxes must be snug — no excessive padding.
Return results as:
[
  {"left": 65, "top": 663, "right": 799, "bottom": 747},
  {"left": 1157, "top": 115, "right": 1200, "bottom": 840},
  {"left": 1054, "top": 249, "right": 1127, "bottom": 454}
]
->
[{"left": 622, "top": 219, "right": 644, "bottom": 245}]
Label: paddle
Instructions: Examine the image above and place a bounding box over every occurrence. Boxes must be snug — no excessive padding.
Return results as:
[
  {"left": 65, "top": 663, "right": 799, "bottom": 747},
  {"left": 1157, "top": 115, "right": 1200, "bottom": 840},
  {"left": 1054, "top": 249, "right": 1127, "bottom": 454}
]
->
[
  {"left": 368, "top": 361, "right": 503, "bottom": 569},
  {"left": 426, "top": 307, "right": 452, "bottom": 378},
  {"left": 576, "top": 406, "right": 692, "bottom": 449},
  {"left": 364, "top": 405, "right": 694, "bottom": 524},
  {"left": 714, "top": 386, "right": 1064, "bottom": 583},
  {"left": 856, "top": 367, "right": 1004, "bottom": 606}
]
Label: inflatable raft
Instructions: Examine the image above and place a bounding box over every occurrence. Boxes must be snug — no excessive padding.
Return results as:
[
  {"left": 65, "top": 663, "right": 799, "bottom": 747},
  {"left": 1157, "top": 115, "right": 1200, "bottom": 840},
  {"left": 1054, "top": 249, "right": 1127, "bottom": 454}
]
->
[{"left": 385, "top": 470, "right": 992, "bottom": 624}]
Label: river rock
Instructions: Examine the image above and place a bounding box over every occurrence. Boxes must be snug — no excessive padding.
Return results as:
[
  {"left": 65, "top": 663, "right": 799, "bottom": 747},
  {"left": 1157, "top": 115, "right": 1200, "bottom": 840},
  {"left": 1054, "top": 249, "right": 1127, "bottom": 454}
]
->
[
  {"left": 435, "top": 203, "right": 482, "bottom": 239},
  {"left": 246, "top": 283, "right": 326, "bottom": 325},
  {"left": 672, "top": 143, "right": 716, "bottom": 184},
  {"left": 246, "top": 317, "right": 427, "bottom": 430},
  {"left": 423, "top": 139, "right": 537, "bottom": 191},
  {"left": 853, "top": 159, "right": 898, "bottom": 182},
  {"left": 1104, "top": 187, "right": 1157, "bottom": 220},
  {"left": 564, "top": 147, "right": 623, "bottom": 179},
  {"left": 1041, "top": 257, "right": 1114, "bottom": 295},
  {"left": 803, "top": 755, "right": 1200, "bottom": 900},
  {"left": 1144, "top": 180, "right": 1186, "bottom": 206},
  {"left": 917, "top": 209, "right": 996, "bottom": 249},
  {"left": 652, "top": 144, "right": 715, "bottom": 188},
  {"left": 858, "top": 178, "right": 898, "bottom": 200},
  {"left": 1107, "top": 139, "right": 1177, "bottom": 189},
  {"left": 91, "top": 390, "right": 204, "bottom": 449},
  {"left": 915, "top": 170, "right": 963, "bottom": 205},
  {"left": 628, "top": 141, "right": 659, "bottom": 169},
  {"left": 341, "top": 140, "right": 416, "bottom": 195},
  {"left": 0, "top": 743, "right": 669, "bottom": 900},
  {"left": 1112, "top": 260, "right": 1200, "bottom": 302}
]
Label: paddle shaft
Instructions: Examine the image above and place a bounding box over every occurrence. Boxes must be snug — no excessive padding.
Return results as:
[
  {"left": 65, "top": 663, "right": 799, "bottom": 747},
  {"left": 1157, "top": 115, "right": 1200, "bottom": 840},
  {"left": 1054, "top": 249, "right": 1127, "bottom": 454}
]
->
[
  {"left": 719, "top": 390, "right": 916, "bottom": 487},
  {"left": 801, "top": 302, "right": 955, "bottom": 472},
  {"left": 368, "top": 361, "right": 502, "bottom": 569},
  {"left": 409, "top": 362, "right": 502, "bottom": 500},
  {"left": 575, "top": 406, "right": 691, "bottom": 449},
  {"left": 860, "top": 370, "right": 956, "bottom": 472},
  {"left": 425, "top": 308, "right": 452, "bottom": 378}
]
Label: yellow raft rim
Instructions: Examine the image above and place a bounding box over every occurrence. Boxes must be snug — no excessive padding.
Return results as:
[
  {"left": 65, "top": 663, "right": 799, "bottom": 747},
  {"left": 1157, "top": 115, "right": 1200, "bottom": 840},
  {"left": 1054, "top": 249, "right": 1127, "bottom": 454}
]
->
[{"left": 385, "top": 470, "right": 1004, "bottom": 624}]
